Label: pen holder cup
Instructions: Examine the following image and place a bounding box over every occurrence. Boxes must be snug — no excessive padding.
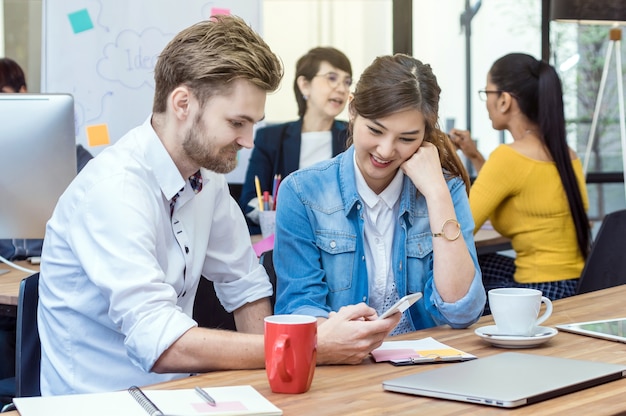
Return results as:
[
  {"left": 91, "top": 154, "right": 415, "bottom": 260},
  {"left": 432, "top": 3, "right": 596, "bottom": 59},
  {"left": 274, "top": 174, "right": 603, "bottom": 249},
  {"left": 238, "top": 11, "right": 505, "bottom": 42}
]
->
[{"left": 259, "top": 210, "right": 277, "bottom": 239}]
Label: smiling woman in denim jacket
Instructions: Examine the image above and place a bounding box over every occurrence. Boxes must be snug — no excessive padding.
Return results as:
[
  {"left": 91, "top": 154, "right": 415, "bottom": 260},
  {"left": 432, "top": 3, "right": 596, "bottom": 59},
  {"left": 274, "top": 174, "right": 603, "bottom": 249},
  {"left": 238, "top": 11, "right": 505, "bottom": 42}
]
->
[{"left": 274, "top": 54, "right": 486, "bottom": 336}]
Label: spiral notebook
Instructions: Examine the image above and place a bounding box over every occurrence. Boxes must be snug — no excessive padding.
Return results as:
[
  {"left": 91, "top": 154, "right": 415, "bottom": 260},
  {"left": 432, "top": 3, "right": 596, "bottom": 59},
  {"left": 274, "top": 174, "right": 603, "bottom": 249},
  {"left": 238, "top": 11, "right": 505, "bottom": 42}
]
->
[{"left": 13, "top": 385, "right": 282, "bottom": 416}]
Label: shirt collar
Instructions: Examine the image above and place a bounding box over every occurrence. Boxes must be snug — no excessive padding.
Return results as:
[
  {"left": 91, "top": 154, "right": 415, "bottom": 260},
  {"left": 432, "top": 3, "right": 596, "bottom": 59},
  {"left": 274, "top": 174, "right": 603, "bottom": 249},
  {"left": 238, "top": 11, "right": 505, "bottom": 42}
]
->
[
  {"left": 353, "top": 152, "right": 404, "bottom": 210},
  {"left": 143, "top": 115, "right": 185, "bottom": 200}
]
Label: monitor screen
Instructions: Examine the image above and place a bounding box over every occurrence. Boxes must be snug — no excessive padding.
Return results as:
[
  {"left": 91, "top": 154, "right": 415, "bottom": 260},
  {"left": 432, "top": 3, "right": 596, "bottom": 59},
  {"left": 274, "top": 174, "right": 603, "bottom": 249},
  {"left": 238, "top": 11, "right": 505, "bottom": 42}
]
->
[{"left": 0, "top": 93, "right": 77, "bottom": 238}]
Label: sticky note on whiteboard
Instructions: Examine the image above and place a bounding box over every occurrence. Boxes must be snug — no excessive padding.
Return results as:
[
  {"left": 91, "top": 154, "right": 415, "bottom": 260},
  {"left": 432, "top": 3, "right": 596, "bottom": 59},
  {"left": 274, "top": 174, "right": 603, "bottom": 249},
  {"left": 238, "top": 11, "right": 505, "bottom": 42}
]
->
[
  {"left": 211, "top": 7, "right": 231, "bottom": 16},
  {"left": 67, "top": 9, "right": 94, "bottom": 34},
  {"left": 86, "top": 124, "right": 111, "bottom": 147}
]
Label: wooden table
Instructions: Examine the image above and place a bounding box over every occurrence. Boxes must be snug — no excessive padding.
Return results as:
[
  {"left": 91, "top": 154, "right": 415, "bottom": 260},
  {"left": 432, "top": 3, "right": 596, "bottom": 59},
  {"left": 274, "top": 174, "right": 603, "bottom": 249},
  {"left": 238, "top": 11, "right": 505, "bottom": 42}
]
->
[
  {"left": 149, "top": 285, "right": 626, "bottom": 415},
  {"left": 95, "top": 286, "right": 624, "bottom": 415},
  {"left": 0, "top": 261, "right": 38, "bottom": 317},
  {"left": 6, "top": 286, "right": 626, "bottom": 415}
]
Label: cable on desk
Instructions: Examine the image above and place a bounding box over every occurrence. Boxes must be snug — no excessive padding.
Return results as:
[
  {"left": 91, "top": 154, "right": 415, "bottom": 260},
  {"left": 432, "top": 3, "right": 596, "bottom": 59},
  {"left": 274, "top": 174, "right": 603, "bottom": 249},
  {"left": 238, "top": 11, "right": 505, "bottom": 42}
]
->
[{"left": 0, "top": 254, "right": 38, "bottom": 274}]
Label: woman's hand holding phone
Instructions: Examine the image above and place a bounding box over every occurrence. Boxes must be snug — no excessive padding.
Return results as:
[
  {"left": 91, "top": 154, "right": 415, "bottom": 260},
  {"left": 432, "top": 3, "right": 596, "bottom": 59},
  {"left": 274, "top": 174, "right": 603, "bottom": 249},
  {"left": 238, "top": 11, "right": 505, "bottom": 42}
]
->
[{"left": 377, "top": 293, "right": 422, "bottom": 320}]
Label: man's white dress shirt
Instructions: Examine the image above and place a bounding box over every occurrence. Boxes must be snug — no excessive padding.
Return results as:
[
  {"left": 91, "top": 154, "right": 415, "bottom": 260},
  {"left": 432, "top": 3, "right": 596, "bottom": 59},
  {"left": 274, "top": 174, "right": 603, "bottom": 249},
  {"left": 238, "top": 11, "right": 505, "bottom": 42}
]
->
[{"left": 39, "top": 117, "right": 272, "bottom": 395}]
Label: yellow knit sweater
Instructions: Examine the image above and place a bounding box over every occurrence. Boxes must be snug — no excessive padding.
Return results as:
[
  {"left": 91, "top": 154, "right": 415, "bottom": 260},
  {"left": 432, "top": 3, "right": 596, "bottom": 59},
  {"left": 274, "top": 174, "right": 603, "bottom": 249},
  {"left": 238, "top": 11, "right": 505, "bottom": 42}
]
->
[{"left": 470, "top": 145, "right": 588, "bottom": 284}]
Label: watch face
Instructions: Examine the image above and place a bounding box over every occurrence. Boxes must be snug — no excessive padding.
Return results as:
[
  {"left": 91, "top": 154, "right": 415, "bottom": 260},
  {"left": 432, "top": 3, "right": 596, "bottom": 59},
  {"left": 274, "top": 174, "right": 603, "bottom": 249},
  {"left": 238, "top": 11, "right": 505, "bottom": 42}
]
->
[{"left": 433, "top": 219, "right": 461, "bottom": 241}]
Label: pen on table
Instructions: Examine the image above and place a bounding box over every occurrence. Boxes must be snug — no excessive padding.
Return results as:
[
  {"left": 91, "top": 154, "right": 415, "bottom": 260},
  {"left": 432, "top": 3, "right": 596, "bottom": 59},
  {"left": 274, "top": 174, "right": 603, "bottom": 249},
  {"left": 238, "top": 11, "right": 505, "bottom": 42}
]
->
[
  {"left": 194, "top": 386, "right": 217, "bottom": 407},
  {"left": 254, "top": 175, "right": 264, "bottom": 211}
]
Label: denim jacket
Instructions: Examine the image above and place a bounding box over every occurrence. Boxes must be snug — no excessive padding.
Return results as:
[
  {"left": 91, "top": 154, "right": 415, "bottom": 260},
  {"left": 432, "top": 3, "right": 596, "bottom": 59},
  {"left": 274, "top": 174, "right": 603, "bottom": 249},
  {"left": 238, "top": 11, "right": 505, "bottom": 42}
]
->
[{"left": 274, "top": 146, "right": 485, "bottom": 330}]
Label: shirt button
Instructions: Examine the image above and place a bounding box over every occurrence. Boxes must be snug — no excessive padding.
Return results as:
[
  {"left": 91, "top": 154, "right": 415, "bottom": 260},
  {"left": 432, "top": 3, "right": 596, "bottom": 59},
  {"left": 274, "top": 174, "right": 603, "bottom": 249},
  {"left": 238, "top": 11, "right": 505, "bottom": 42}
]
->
[
  {"left": 362, "top": 296, "right": 367, "bottom": 302},
  {"left": 357, "top": 203, "right": 361, "bottom": 210},
  {"left": 330, "top": 241, "right": 337, "bottom": 249}
]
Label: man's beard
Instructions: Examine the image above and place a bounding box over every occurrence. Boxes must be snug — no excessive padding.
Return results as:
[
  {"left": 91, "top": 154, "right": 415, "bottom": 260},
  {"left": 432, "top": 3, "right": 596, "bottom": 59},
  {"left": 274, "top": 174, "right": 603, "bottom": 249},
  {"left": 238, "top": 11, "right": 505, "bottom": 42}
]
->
[{"left": 182, "top": 116, "right": 241, "bottom": 174}]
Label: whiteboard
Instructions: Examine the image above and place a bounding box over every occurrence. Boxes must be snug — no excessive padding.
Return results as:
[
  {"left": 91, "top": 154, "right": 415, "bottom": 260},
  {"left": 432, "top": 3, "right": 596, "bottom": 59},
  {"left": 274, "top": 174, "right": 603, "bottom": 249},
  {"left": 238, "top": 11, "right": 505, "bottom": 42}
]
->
[{"left": 42, "top": 0, "right": 261, "bottom": 183}]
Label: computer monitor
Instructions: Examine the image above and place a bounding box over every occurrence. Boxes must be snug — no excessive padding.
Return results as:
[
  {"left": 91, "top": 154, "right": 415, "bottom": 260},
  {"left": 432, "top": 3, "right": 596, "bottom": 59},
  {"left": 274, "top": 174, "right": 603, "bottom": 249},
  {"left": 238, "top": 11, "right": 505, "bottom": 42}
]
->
[{"left": 0, "top": 93, "right": 77, "bottom": 238}]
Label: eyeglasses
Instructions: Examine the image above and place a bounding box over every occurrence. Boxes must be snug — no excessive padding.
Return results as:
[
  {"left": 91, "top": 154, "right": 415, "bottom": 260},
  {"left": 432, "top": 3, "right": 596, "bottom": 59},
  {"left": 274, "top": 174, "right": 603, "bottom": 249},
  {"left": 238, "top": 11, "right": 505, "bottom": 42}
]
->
[
  {"left": 315, "top": 72, "right": 353, "bottom": 89},
  {"left": 477, "top": 90, "right": 504, "bottom": 101}
]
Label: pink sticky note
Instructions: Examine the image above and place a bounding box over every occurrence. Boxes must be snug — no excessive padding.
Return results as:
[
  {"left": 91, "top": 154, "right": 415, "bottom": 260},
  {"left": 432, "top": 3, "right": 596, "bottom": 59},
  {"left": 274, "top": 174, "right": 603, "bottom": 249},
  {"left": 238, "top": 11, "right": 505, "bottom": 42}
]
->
[
  {"left": 211, "top": 7, "right": 230, "bottom": 16},
  {"left": 193, "top": 401, "right": 247, "bottom": 412},
  {"left": 370, "top": 348, "right": 420, "bottom": 362},
  {"left": 252, "top": 234, "right": 274, "bottom": 257}
]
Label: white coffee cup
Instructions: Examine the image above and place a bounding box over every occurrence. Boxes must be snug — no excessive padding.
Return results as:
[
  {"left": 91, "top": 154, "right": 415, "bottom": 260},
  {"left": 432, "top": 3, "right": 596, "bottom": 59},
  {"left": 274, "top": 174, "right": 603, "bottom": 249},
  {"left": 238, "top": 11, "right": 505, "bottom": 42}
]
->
[{"left": 488, "top": 288, "right": 553, "bottom": 337}]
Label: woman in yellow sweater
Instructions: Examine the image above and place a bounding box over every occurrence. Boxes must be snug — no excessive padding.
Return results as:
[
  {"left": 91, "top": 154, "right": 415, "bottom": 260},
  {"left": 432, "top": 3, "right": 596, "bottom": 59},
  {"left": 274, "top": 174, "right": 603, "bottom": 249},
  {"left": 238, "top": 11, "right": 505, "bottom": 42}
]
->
[{"left": 450, "top": 53, "right": 590, "bottom": 312}]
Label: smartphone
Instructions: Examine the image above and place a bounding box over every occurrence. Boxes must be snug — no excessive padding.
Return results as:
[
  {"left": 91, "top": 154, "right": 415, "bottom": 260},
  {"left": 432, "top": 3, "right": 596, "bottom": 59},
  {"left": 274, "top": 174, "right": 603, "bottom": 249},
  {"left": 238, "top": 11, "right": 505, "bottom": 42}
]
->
[{"left": 378, "top": 292, "right": 423, "bottom": 320}]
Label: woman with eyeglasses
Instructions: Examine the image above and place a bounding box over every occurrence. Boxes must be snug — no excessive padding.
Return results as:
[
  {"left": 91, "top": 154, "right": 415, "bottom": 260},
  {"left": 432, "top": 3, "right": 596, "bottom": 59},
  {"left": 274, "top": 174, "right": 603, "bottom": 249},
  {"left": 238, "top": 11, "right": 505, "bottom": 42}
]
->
[
  {"left": 449, "top": 52, "right": 590, "bottom": 312},
  {"left": 273, "top": 54, "right": 485, "bottom": 340},
  {"left": 240, "top": 47, "right": 352, "bottom": 233}
]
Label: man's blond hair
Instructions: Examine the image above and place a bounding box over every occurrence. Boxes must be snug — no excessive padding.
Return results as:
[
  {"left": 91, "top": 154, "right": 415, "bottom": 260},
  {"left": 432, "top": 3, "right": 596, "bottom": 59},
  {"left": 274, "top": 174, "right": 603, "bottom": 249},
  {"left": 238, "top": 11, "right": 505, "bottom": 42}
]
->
[{"left": 153, "top": 15, "right": 283, "bottom": 113}]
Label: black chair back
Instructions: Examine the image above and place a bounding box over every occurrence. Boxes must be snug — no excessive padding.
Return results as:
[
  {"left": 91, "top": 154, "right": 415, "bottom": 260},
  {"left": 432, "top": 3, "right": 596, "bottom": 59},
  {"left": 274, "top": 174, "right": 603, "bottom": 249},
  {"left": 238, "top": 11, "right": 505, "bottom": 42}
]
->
[
  {"left": 259, "top": 250, "right": 277, "bottom": 309},
  {"left": 193, "top": 250, "right": 276, "bottom": 329},
  {"left": 193, "top": 278, "right": 237, "bottom": 331},
  {"left": 15, "top": 272, "right": 40, "bottom": 397},
  {"left": 577, "top": 210, "right": 626, "bottom": 294}
]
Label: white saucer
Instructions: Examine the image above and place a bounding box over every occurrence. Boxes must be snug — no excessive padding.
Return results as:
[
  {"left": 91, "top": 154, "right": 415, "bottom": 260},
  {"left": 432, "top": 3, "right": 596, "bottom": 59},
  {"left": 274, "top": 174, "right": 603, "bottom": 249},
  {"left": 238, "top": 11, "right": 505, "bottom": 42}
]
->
[{"left": 474, "top": 325, "right": 558, "bottom": 348}]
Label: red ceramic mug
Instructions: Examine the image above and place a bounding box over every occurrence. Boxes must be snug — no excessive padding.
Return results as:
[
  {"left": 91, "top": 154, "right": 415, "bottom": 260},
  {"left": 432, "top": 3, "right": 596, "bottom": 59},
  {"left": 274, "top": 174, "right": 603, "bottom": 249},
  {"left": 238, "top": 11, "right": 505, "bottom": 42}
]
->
[{"left": 264, "top": 314, "right": 317, "bottom": 394}]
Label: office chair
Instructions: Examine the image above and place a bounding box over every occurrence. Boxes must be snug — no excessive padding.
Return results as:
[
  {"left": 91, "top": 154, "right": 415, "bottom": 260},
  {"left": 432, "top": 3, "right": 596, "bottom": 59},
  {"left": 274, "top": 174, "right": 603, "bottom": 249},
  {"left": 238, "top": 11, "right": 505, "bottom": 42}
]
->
[
  {"left": 577, "top": 210, "right": 626, "bottom": 294},
  {"left": 193, "top": 278, "right": 237, "bottom": 331},
  {"left": 0, "top": 368, "right": 14, "bottom": 410},
  {"left": 15, "top": 272, "right": 40, "bottom": 398},
  {"left": 259, "top": 250, "right": 277, "bottom": 309},
  {"left": 0, "top": 272, "right": 40, "bottom": 413}
]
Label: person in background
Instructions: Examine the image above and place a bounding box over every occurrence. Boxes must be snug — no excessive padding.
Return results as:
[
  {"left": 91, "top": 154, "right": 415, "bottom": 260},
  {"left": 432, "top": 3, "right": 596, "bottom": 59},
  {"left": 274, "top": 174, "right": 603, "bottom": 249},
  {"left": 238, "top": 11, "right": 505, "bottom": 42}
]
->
[
  {"left": 0, "top": 57, "right": 94, "bottom": 406},
  {"left": 450, "top": 52, "right": 590, "bottom": 312},
  {"left": 239, "top": 47, "right": 352, "bottom": 233},
  {"left": 0, "top": 57, "right": 27, "bottom": 93},
  {"left": 274, "top": 54, "right": 486, "bottom": 336},
  {"left": 0, "top": 57, "right": 94, "bottom": 261},
  {"left": 38, "top": 16, "right": 398, "bottom": 396}
]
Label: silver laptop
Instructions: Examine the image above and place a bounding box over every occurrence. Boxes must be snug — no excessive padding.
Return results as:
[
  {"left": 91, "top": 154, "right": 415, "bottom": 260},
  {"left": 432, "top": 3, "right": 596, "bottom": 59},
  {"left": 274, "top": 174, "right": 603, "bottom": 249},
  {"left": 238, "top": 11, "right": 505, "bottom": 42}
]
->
[{"left": 382, "top": 352, "right": 626, "bottom": 408}]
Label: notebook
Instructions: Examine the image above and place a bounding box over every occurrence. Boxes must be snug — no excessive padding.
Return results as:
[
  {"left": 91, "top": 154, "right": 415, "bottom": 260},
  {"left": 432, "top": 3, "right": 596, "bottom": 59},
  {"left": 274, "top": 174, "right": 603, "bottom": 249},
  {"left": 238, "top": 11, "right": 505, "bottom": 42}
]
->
[
  {"left": 382, "top": 352, "right": 626, "bottom": 408},
  {"left": 371, "top": 336, "right": 476, "bottom": 365},
  {"left": 13, "top": 385, "right": 282, "bottom": 416}
]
